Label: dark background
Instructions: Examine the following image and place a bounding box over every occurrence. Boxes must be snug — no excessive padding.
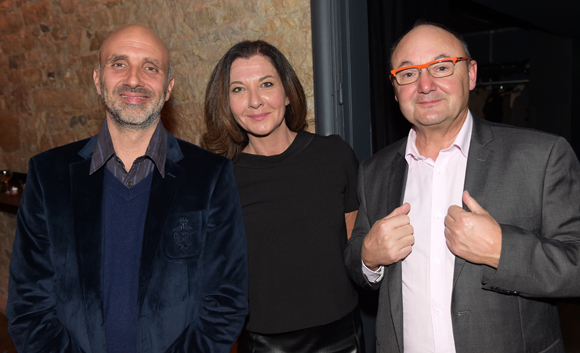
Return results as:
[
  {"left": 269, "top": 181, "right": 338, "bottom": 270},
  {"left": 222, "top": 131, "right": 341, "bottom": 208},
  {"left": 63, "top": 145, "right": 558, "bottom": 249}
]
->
[{"left": 367, "top": 0, "right": 580, "bottom": 156}]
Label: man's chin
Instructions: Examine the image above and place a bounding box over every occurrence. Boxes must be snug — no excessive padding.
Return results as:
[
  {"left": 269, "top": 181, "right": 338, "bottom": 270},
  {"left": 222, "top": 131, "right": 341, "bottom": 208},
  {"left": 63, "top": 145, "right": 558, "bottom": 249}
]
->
[
  {"left": 104, "top": 95, "right": 165, "bottom": 131},
  {"left": 410, "top": 113, "right": 444, "bottom": 126},
  {"left": 109, "top": 112, "right": 158, "bottom": 130}
]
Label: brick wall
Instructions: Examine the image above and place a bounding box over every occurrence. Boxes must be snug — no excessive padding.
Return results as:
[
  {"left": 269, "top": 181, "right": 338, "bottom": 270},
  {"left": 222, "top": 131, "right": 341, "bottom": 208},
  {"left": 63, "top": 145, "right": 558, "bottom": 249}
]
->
[{"left": 0, "top": 0, "right": 314, "bottom": 312}]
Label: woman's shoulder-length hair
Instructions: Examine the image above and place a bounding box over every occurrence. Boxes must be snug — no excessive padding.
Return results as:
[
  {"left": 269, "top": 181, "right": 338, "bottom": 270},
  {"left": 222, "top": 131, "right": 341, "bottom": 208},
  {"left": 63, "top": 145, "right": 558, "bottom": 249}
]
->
[{"left": 202, "top": 40, "right": 307, "bottom": 161}]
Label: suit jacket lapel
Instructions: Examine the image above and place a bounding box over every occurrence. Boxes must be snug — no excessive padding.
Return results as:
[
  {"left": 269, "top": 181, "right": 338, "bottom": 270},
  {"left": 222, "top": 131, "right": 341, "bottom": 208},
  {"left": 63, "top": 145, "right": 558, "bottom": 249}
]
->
[
  {"left": 454, "top": 116, "right": 494, "bottom": 285},
  {"left": 387, "top": 142, "right": 408, "bottom": 217},
  {"left": 71, "top": 158, "right": 108, "bottom": 351},
  {"left": 137, "top": 136, "right": 185, "bottom": 314},
  {"left": 388, "top": 142, "right": 408, "bottom": 353}
]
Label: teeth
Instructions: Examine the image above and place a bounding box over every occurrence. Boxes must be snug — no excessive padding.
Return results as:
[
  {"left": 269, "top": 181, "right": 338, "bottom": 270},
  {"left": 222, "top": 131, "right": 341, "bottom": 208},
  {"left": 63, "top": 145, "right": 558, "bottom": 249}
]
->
[{"left": 121, "top": 95, "right": 147, "bottom": 99}]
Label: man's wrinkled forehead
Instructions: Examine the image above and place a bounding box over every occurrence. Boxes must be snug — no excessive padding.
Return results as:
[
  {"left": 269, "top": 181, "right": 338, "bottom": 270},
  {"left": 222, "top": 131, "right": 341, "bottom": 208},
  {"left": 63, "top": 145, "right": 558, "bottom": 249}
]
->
[{"left": 99, "top": 24, "right": 170, "bottom": 69}]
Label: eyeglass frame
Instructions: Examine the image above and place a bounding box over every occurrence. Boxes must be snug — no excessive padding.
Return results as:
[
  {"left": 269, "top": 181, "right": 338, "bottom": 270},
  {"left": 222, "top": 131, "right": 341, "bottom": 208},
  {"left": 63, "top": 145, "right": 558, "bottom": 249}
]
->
[{"left": 390, "top": 56, "right": 471, "bottom": 85}]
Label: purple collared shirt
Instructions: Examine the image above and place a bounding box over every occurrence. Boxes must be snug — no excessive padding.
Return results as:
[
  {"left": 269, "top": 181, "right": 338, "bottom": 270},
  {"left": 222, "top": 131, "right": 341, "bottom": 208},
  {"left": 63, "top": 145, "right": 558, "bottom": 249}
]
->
[{"left": 90, "top": 119, "right": 167, "bottom": 188}]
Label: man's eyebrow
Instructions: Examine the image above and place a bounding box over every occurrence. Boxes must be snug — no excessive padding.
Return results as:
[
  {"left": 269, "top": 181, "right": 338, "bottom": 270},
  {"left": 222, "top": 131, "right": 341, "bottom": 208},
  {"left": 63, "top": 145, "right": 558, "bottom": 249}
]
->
[
  {"left": 395, "top": 54, "right": 452, "bottom": 69},
  {"left": 433, "top": 54, "right": 451, "bottom": 61},
  {"left": 104, "top": 55, "right": 164, "bottom": 70},
  {"left": 104, "top": 54, "right": 129, "bottom": 64},
  {"left": 143, "top": 57, "right": 163, "bottom": 68}
]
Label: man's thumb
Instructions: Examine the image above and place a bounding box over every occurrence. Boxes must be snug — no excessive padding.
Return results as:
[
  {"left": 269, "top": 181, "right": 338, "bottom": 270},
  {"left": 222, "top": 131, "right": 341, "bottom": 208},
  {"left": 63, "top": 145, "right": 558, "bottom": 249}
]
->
[
  {"left": 386, "top": 202, "right": 411, "bottom": 219},
  {"left": 463, "top": 190, "right": 486, "bottom": 214}
]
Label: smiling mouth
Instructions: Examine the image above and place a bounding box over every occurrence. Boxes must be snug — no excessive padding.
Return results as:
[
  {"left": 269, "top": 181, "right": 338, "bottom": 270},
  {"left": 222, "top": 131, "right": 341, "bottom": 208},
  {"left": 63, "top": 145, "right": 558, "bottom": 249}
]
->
[
  {"left": 416, "top": 100, "right": 444, "bottom": 108},
  {"left": 121, "top": 95, "right": 148, "bottom": 99},
  {"left": 417, "top": 98, "right": 441, "bottom": 103},
  {"left": 248, "top": 113, "right": 269, "bottom": 120}
]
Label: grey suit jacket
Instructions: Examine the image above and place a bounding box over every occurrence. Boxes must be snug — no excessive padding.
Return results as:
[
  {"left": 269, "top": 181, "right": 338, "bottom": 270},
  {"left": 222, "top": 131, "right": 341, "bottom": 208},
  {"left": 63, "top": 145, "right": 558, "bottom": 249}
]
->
[{"left": 345, "top": 116, "right": 580, "bottom": 353}]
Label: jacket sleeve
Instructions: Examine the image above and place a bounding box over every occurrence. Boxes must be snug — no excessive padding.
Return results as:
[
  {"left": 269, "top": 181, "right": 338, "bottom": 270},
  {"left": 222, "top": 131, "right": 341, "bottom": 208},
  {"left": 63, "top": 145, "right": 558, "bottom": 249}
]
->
[
  {"left": 344, "top": 161, "right": 383, "bottom": 291},
  {"left": 7, "top": 158, "right": 85, "bottom": 353},
  {"left": 165, "top": 159, "right": 248, "bottom": 352},
  {"left": 482, "top": 137, "right": 580, "bottom": 297}
]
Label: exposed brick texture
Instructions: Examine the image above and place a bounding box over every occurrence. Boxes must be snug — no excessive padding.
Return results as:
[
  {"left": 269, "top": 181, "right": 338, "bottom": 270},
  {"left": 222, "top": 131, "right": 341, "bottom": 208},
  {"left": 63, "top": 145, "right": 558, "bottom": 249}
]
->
[{"left": 0, "top": 0, "right": 314, "bottom": 312}]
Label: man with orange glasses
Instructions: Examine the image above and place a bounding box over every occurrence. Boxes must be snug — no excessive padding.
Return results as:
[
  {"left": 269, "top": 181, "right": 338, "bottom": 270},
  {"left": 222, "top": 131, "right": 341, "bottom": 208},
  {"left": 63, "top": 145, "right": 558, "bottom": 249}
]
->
[{"left": 345, "top": 21, "right": 580, "bottom": 353}]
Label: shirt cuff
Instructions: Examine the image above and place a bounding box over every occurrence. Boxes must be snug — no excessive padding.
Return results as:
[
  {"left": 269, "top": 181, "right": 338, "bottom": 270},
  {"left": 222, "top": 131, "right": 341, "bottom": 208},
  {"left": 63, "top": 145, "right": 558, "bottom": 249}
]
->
[{"left": 362, "top": 260, "right": 384, "bottom": 283}]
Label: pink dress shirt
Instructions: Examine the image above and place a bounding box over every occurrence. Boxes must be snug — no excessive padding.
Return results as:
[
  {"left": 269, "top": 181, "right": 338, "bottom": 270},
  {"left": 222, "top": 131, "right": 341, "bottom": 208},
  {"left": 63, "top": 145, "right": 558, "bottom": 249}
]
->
[{"left": 364, "top": 112, "right": 473, "bottom": 353}]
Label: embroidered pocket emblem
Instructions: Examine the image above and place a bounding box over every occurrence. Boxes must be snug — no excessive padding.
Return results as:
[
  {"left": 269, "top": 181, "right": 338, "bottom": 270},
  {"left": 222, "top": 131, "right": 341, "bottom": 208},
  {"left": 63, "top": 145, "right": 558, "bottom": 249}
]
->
[{"left": 173, "top": 217, "right": 194, "bottom": 252}]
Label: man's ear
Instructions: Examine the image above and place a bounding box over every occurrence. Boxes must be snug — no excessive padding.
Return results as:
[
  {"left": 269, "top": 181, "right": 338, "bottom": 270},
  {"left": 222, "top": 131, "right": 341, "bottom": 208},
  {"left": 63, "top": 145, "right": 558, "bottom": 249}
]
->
[
  {"left": 468, "top": 60, "right": 478, "bottom": 91},
  {"left": 165, "top": 76, "right": 175, "bottom": 101},
  {"left": 390, "top": 76, "right": 399, "bottom": 102},
  {"left": 93, "top": 68, "right": 102, "bottom": 96}
]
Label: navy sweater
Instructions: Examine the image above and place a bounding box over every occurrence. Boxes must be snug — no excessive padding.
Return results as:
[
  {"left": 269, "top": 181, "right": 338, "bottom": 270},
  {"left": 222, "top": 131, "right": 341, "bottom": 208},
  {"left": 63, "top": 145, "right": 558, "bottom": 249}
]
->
[{"left": 102, "top": 169, "right": 152, "bottom": 353}]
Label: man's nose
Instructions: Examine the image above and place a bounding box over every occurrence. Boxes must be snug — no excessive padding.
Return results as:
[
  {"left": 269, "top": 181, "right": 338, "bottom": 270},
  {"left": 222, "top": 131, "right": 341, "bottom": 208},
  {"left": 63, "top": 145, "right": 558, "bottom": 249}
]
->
[
  {"left": 125, "top": 66, "right": 143, "bottom": 88},
  {"left": 416, "top": 68, "right": 437, "bottom": 93}
]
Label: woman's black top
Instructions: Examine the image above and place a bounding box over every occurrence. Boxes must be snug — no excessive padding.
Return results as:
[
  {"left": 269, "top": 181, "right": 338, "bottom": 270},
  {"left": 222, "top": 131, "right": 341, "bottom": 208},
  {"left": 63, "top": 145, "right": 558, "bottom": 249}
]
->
[{"left": 234, "top": 131, "right": 359, "bottom": 334}]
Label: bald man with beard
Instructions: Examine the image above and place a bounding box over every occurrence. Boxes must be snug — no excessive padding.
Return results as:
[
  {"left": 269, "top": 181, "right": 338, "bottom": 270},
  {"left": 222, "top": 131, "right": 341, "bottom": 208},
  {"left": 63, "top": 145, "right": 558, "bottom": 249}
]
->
[{"left": 7, "top": 24, "right": 248, "bottom": 352}]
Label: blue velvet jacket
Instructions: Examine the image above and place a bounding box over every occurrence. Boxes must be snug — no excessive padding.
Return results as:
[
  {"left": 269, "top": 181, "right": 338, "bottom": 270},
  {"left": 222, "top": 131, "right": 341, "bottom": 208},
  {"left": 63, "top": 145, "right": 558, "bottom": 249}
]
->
[{"left": 7, "top": 133, "right": 248, "bottom": 352}]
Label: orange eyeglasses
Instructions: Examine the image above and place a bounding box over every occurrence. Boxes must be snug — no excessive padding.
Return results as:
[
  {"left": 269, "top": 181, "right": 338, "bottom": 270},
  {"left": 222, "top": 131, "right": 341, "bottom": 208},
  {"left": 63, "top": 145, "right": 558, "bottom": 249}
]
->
[{"left": 390, "top": 57, "right": 470, "bottom": 85}]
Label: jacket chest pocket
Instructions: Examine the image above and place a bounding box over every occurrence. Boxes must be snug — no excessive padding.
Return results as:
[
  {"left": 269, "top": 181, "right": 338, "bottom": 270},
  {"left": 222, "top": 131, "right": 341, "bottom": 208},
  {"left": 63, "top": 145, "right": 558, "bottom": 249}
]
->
[{"left": 162, "top": 211, "right": 207, "bottom": 261}]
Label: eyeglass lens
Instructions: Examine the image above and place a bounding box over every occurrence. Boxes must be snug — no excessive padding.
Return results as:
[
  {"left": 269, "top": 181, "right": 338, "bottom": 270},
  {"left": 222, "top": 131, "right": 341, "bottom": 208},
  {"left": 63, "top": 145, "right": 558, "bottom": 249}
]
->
[{"left": 395, "top": 61, "right": 456, "bottom": 85}]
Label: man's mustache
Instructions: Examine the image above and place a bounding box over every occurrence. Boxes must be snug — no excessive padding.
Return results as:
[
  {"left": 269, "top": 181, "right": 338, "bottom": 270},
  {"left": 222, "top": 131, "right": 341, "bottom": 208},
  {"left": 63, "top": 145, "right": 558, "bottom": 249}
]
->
[{"left": 114, "top": 85, "right": 155, "bottom": 96}]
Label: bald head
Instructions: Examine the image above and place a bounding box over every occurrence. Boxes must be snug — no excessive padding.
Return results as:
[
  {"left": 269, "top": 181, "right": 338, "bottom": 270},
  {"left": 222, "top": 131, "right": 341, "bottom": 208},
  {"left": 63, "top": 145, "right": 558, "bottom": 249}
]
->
[
  {"left": 98, "top": 24, "right": 171, "bottom": 78},
  {"left": 388, "top": 23, "right": 477, "bottom": 138},
  {"left": 390, "top": 22, "right": 471, "bottom": 71},
  {"left": 93, "top": 23, "right": 175, "bottom": 132}
]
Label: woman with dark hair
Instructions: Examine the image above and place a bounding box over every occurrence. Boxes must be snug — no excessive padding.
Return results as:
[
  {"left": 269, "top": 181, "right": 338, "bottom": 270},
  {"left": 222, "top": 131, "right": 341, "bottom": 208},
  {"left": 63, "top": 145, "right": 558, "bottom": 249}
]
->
[{"left": 203, "top": 40, "right": 364, "bottom": 352}]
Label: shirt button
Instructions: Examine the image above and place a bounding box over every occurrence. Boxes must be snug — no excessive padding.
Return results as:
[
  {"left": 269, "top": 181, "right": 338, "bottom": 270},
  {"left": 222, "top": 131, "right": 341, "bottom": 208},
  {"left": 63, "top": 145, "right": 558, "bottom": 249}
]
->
[
  {"left": 437, "top": 167, "right": 443, "bottom": 174},
  {"left": 434, "top": 258, "right": 440, "bottom": 265},
  {"left": 434, "top": 308, "right": 441, "bottom": 315},
  {"left": 126, "top": 181, "right": 133, "bottom": 187},
  {"left": 435, "top": 212, "right": 441, "bottom": 219}
]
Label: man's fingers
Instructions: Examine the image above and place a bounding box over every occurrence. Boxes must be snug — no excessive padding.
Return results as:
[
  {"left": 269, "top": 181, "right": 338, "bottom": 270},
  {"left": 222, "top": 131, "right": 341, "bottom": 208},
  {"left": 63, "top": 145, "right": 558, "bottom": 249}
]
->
[
  {"left": 399, "top": 243, "right": 414, "bottom": 260},
  {"left": 363, "top": 223, "right": 414, "bottom": 268},
  {"left": 364, "top": 204, "right": 414, "bottom": 267},
  {"left": 444, "top": 214, "right": 454, "bottom": 230},
  {"left": 387, "top": 233, "right": 415, "bottom": 262},
  {"left": 400, "top": 231, "right": 415, "bottom": 247},
  {"left": 376, "top": 213, "right": 412, "bottom": 235},
  {"left": 445, "top": 238, "right": 457, "bottom": 256},
  {"left": 447, "top": 205, "right": 463, "bottom": 220}
]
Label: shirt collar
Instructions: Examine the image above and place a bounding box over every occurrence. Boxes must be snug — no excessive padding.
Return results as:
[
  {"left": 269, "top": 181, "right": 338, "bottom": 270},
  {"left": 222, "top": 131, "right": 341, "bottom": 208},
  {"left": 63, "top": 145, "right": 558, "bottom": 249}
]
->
[
  {"left": 89, "top": 119, "right": 168, "bottom": 177},
  {"left": 405, "top": 110, "right": 473, "bottom": 162}
]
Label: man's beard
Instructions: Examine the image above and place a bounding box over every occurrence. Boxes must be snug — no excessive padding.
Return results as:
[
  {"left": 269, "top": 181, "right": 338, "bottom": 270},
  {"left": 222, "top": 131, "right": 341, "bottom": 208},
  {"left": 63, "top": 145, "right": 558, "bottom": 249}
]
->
[{"left": 100, "top": 82, "right": 167, "bottom": 131}]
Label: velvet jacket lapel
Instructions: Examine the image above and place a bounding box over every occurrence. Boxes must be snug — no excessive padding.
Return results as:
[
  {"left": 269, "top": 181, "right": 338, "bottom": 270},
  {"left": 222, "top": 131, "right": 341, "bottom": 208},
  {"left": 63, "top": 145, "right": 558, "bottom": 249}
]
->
[
  {"left": 72, "top": 136, "right": 108, "bottom": 352},
  {"left": 137, "top": 134, "right": 184, "bottom": 314}
]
